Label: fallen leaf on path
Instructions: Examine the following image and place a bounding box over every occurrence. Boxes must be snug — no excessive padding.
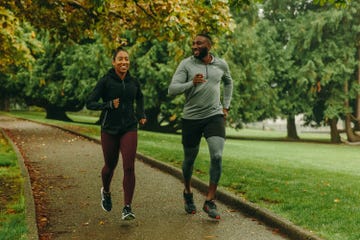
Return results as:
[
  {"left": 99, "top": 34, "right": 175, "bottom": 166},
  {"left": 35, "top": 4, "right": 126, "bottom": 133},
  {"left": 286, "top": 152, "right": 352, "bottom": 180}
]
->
[{"left": 226, "top": 209, "right": 238, "bottom": 212}]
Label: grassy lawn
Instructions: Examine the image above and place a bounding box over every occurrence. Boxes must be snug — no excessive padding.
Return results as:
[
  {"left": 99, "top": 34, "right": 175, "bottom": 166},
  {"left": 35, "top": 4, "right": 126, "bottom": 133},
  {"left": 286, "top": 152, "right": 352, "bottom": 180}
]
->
[
  {"left": 0, "top": 129, "right": 27, "bottom": 239},
  {"left": 5, "top": 111, "right": 360, "bottom": 240}
]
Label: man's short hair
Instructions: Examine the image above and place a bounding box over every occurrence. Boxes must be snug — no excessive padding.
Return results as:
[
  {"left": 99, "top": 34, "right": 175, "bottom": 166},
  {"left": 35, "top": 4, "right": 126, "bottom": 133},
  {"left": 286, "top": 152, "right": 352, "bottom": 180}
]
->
[{"left": 196, "top": 33, "right": 212, "bottom": 45}]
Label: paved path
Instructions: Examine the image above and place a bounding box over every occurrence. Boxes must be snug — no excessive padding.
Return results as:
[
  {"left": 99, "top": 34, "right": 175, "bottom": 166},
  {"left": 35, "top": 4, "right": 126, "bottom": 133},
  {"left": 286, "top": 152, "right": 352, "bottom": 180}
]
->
[{"left": 1, "top": 116, "right": 289, "bottom": 240}]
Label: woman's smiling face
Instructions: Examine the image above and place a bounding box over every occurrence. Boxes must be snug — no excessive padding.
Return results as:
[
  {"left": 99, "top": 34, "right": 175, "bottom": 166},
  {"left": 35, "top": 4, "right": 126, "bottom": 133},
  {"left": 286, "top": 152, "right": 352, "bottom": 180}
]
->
[{"left": 112, "top": 50, "right": 130, "bottom": 74}]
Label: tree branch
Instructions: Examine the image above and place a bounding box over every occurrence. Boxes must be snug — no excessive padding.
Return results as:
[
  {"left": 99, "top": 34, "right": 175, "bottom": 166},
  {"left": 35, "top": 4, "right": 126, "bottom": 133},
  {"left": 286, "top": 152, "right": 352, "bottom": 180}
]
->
[
  {"left": 133, "top": 0, "right": 157, "bottom": 20},
  {"left": 66, "top": 0, "right": 100, "bottom": 20}
]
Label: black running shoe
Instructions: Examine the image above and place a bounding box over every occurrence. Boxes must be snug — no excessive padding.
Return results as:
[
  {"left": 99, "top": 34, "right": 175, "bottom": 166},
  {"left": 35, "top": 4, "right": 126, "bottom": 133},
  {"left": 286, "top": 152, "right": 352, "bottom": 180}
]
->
[
  {"left": 101, "top": 187, "right": 112, "bottom": 212},
  {"left": 122, "top": 205, "right": 135, "bottom": 220},
  {"left": 203, "top": 200, "right": 220, "bottom": 219},
  {"left": 183, "top": 192, "right": 196, "bottom": 214}
]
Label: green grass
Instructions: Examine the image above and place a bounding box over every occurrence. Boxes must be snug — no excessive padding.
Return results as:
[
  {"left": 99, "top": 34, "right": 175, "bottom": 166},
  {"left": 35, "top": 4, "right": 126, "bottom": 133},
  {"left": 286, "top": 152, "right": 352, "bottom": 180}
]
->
[
  {"left": 5, "top": 110, "right": 360, "bottom": 240},
  {"left": 0, "top": 130, "right": 27, "bottom": 240},
  {"left": 226, "top": 125, "right": 347, "bottom": 142},
  {"left": 221, "top": 140, "right": 360, "bottom": 240}
]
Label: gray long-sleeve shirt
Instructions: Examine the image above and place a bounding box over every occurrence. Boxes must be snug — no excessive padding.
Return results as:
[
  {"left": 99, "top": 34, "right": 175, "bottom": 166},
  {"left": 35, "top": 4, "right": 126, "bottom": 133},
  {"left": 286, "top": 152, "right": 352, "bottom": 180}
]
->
[{"left": 168, "top": 55, "right": 233, "bottom": 120}]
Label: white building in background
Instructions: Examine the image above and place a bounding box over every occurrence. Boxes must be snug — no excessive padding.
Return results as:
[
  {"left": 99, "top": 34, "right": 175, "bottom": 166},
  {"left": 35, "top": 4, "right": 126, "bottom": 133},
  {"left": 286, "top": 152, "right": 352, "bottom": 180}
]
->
[{"left": 246, "top": 114, "right": 344, "bottom": 133}]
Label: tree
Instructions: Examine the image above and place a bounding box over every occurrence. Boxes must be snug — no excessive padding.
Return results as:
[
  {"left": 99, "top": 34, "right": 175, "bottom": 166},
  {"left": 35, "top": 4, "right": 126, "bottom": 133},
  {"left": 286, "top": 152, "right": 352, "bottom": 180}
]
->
[
  {"left": 1, "top": 0, "right": 352, "bottom": 126},
  {"left": 0, "top": 8, "right": 42, "bottom": 111},
  {"left": 17, "top": 32, "right": 109, "bottom": 120},
  {"left": 3, "top": 0, "right": 235, "bottom": 46},
  {"left": 222, "top": 4, "right": 279, "bottom": 129},
  {"left": 1, "top": 0, "right": 235, "bottom": 121},
  {"left": 2, "top": 0, "right": 347, "bottom": 48},
  {"left": 130, "top": 39, "right": 182, "bottom": 132},
  {"left": 0, "top": 8, "right": 42, "bottom": 73},
  {"left": 292, "top": 2, "right": 360, "bottom": 142},
  {"left": 260, "top": 0, "right": 321, "bottom": 139}
]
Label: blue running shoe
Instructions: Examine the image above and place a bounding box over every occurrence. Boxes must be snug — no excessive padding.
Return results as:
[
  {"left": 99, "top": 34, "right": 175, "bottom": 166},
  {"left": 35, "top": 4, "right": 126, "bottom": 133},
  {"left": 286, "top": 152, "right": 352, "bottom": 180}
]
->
[
  {"left": 183, "top": 192, "right": 196, "bottom": 214},
  {"left": 203, "top": 200, "right": 220, "bottom": 219}
]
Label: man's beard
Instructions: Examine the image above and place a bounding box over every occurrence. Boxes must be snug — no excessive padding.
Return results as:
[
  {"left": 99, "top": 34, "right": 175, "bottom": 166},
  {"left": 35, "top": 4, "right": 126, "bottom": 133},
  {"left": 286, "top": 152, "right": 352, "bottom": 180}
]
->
[{"left": 194, "top": 47, "right": 208, "bottom": 60}]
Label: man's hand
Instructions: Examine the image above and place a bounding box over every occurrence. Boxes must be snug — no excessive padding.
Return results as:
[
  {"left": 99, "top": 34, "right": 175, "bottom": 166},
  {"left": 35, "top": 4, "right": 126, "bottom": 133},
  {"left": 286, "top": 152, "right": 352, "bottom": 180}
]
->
[
  {"left": 193, "top": 73, "right": 207, "bottom": 86},
  {"left": 223, "top": 108, "right": 229, "bottom": 119}
]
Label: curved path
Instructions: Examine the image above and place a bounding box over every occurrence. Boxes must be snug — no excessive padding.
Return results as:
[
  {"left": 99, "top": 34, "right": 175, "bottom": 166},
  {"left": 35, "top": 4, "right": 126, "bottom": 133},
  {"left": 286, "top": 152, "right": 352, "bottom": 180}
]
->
[{"left": 0, "top": 116, "right": 290, "bottom": 240}]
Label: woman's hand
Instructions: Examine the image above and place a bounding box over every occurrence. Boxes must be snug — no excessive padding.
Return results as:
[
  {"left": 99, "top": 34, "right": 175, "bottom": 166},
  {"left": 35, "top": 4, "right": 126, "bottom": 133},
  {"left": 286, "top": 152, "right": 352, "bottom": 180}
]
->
[
  {"left": 112, "top": 98, "right": 120, "bottom": 109},
  {"left": 139, "top": 118, "right": 147, "bottom": 125}
]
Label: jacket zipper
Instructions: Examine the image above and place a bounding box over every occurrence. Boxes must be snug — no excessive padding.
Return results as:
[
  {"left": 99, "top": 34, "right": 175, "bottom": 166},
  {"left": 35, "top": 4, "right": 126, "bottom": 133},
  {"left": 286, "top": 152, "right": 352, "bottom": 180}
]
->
[
  {"left": 206, "top": 65, "right": 208, "bottom": 79},
  {"left": 121, "top": 80, "right": 125, "bottom": 126}
]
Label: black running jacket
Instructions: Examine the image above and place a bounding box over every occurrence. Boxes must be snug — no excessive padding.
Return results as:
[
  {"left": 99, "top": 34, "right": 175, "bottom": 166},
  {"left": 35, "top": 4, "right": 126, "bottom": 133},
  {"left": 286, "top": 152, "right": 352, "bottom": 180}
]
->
[{"left": 86, "top": 68, "right": 146, "bottom": 134}]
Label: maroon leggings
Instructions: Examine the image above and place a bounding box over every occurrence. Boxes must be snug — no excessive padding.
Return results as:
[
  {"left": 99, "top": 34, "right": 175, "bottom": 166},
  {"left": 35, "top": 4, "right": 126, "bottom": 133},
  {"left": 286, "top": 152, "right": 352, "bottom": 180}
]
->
[{"left": 101, "top": 130, "right": 137, "bottom": 205}]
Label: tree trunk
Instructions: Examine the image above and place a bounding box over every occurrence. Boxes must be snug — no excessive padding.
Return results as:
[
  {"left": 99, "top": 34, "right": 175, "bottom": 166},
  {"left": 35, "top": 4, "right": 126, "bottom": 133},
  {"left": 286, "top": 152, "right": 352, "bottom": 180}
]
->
[
  {"left": 354, "top": 46, "right": 360, "bottom": 130},
  {"left": 286, "top": 115, "right": 299, "bottom": 140},
  {"left": 344, "top": 79, "right": 360, "bottom": 142},
  {"left": 45, "top": 107, "right": 72, "bottom": 122},
  {"left": 329, "top": 118, "right": 341, "bottom": 143},
  {"left": 0, "top": 95, "right": 10, "bottom": 111},
  {"left": 344, "top": 113, "right": 360, "bottom": 142}
]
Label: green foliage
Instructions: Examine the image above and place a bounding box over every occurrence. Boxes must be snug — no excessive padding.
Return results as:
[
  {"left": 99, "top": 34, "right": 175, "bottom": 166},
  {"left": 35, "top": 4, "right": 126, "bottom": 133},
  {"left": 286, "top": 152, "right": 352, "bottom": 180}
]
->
[
  {"left": 130, "top": 39, "right": 184, "bottom": 131},
  {"left": 131, "top": 40, "right": 177, "bottom": 108},
  {"left": 2, "top": 0, "right": 235, "bottom": 46},
  {"left": 58, "top": 35, "right": 110, "bottom": 107},
  {"left": 17, "top": 31, "right": 109, "bottom": 112},
  {"left": 223, "top": 15, "right": 279, "bottom": 128},
  {"left": 0, "top": 13, "right": 42, "bottom": 107},
  {"left": 0, "top": 8, "right": 42, "bottom": 75},
  {"left": 261, "top": 0, "right": 317, "bottom": 122},
  {"left": 288, "top": 1, "right": 359, "bottom": 127},
  {"left": 260, "top": 0, "right": 359, "bottom": 140},
  {"left": 313, "top": 0, "right": 349, "bottom": 7}
]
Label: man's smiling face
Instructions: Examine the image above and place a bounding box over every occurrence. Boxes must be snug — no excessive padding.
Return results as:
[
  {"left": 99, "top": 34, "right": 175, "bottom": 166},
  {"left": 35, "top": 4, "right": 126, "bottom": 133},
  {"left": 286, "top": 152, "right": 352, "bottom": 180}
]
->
[{"left": 192, "top": 35, "right": 211, "bottom": 60}]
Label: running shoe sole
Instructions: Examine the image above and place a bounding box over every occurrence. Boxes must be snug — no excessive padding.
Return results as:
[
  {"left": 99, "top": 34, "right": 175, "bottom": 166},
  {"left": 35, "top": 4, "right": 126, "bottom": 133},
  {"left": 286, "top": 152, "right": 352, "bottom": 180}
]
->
[{"left": 122, "top": 213, "right": 136, "bottom": 221}]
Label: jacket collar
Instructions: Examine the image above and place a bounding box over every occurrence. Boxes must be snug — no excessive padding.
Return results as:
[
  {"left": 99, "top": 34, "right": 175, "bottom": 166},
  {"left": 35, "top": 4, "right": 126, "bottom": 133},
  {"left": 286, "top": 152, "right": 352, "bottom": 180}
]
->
[{"left": 109, "top": 68, "right": 132, "bottom": 81}]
